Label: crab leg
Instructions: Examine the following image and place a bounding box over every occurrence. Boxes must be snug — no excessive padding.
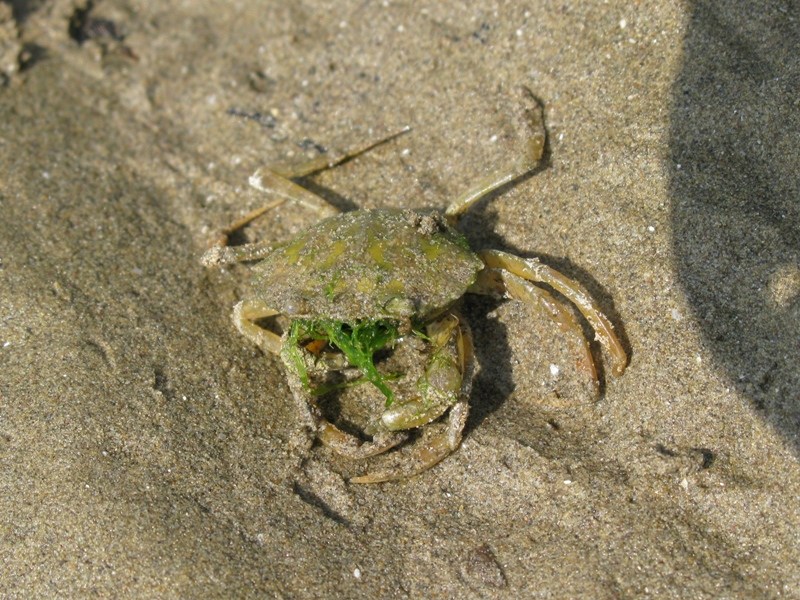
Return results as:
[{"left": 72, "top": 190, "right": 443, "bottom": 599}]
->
[
  {"left": 201, "top": 168, "right": 339, "bottom": 256},
  {"left": 201, "top": 167, "right": 339, "bottom": 262},
  {"left": 231, "top": 299, "right": 283, "bottom": 355},
  {"left": 246, "top": 125, "right": 411, "bottom": 215},
  {"left": 478, "top": 250, "right": 628, "bottom": 377},
  {"left": 230, "top": 298, "right": 325, "bottom": 436},
  {"left": 472, "top": 268, "right": 598, "bottom": 384},
  {"left": 269, "top": 126, "right": 411, "bottom": 179},
  {"left": 444, "top": 87, "right": 546, "bottom": 222},
  {"left": 201, "top": 238, "right": 276, "bottom": 266},
  {"left": 203, "top": 127, "right": 411, "bottom": 253},
  {"left": 350, "top": 313, "right": 475, "bottom": 484},
  {"left": 247, "top": 167, "right": 340, "bottom": 218}
]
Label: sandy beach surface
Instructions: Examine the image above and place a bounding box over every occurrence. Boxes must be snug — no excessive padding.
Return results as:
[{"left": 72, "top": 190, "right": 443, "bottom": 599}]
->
[{"left": 1, "top": 1, "right": 798, "bottom": 597}]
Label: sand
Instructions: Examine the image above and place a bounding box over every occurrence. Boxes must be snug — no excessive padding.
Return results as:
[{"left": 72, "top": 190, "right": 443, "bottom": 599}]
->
[{"left": 1, "top": 0, "right": 798, "bottom": 597}]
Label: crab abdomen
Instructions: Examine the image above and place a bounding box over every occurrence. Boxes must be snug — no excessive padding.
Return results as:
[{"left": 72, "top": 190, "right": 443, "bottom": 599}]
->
[{"left": 251, "top": 209, "right": 483, "bottom": 321}]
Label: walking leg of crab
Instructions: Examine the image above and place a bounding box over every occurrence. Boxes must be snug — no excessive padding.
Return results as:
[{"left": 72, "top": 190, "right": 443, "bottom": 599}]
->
[
  {"left": 478, "top": 250, "right": 628, "bottom": 377},
  {"left": 207, "top": 198, "right": 288, "bottom": 248},
  {"left": 350, "top": 313, "right": 475, "bottom": 484},
  {"left": 472, "top": 268, "right": 599, "bottom": 385},
  {"left": 204, "top": 126, "right": 412, "bottom": 251},
  {"left": 202, "top": 164, "right": 340, "bottom": 260},
  {"left": 444, "top": 86, "right": 546, "bottom": 223},
  {"left": 248, "top": 166, "right": 340, "bottom": 218},
  {"left": 230, "top": 299, "right": 283, "bottom": 354},
  {"left": 243, "top": 125, "right": 413, "bottom": 224},
  {"left": 269, "top": 126, "right": 412, "bottom": 179},
  {"left": 202, "top": 179, "right": 333, "bottom": 263},
  {"left": 201, "top": 238, "right": 277, "bottom": 267}
]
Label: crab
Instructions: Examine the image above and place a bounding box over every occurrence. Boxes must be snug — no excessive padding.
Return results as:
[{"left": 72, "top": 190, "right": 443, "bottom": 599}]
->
[{"left": 202, "top": 89, "right": 628, "bottom": 483}]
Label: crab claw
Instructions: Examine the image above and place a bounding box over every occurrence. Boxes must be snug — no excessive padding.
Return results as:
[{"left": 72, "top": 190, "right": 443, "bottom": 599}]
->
[
  {"left": 350, "top": 313, "right": 474, "bottom": 484},
  {"left": 349, "top": 400, "right": 469, "bottom": 484}
]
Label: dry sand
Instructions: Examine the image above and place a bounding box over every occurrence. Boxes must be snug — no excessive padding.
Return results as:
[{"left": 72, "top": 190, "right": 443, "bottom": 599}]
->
[{"left": 1, "top": 0, "right": 798, "bottom": 597}]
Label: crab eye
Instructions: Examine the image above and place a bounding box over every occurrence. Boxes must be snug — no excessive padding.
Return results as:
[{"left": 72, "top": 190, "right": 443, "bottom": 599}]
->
[{"left": 383, "top": 296, "right": 415, "bottom": 316}]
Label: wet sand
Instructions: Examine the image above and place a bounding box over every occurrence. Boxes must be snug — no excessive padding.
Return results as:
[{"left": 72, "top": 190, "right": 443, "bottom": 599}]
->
[{"left": 1, "top": 1, "right": 798, "bottom": 597}]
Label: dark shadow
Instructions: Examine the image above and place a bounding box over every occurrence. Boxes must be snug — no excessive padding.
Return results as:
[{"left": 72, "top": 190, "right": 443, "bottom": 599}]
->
[
  {"left": 669, "top": 1, "right": 800, "bottom": 452},
  {"left": 463, "top": 294, "right": 514, "bottom": 431},
  {"left": 294, "top": 177, "right": 360, "bottom": 213}
]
